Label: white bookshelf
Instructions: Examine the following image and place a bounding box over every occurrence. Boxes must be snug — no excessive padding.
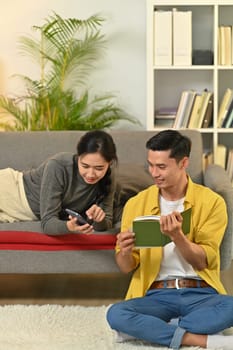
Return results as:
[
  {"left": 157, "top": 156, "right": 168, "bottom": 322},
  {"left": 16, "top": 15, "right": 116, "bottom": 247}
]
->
[{"left": 147, "top": 0, "right": 233, "bottom": 162}]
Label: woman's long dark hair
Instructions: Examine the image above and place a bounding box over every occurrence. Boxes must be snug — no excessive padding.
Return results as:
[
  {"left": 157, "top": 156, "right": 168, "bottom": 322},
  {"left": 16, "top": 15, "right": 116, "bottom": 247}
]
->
[{"left": 77, "top": 130, "right": 118, "bottom": 202}]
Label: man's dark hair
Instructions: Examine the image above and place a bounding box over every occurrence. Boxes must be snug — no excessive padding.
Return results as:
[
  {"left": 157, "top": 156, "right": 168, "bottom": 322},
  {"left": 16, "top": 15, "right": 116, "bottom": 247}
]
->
[{"left": 146, "top": 130, "right": 191, "bottom": 162}]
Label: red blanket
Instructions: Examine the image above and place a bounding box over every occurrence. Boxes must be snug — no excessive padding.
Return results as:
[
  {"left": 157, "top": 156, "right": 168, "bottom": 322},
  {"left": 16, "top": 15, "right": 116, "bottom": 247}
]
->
[{"left": 0, "top": 231, "right": 117, "bottom": 251}]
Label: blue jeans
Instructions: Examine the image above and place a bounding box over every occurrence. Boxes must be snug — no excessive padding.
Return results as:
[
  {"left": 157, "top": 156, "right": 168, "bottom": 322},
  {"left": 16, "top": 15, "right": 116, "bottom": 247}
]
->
[{"left": 106, "top": 287, "right": 233, "bottom": 349}]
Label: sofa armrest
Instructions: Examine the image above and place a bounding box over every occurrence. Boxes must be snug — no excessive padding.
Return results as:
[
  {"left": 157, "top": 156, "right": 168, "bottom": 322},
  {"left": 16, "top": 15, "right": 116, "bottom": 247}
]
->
[{"left": 203, "top": 164, "right": 233, "bottom": 270}]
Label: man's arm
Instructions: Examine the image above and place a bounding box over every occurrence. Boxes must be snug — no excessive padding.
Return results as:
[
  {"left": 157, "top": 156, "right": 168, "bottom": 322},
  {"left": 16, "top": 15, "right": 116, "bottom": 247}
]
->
[{"left": 172, "top": 233, "right": 207, "bottom": 270}]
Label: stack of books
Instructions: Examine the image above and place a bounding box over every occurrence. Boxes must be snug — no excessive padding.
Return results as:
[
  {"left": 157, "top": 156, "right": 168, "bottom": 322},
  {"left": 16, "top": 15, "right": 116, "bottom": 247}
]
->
[
  {"left": 154, "top": 107, "right": 177, "bottom": 127},
  {"left": 154, "top": 9, "right": 192, "bottom": 66}
]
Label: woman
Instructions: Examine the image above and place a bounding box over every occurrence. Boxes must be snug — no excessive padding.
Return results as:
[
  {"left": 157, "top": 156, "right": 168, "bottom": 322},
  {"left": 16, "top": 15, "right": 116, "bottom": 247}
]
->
[{"left": 0, "top": 130, "right": 118, "bottom": 235}]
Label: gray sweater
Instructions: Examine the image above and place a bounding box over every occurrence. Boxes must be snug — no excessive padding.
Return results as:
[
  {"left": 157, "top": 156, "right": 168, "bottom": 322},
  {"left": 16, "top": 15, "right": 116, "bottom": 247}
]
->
[{"left": 23, "top": 152, "right": 116, "bottom": 235}]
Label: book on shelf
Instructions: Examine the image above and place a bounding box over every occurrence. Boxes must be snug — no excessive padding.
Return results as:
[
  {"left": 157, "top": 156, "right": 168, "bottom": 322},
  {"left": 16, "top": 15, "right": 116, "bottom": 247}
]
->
[
  {"left": 226, "top": 149, "right": 233, "bottom": 184},
  {"left": 196, "top": 91, "right": 213, "bottom": 129},
  {"left": 173, "top": 91, "right": 190, "bottom": 128},
  {"left": 154, "top": 107, "right": 176, "bottom": 127},
  {"left": 180, "top": 90, "right": 197, "bottom": 128},
  {"left": 133, "top": 208, "right": 192, "bottom": 248},
  {"left": 155, "top": 107, "right": 177, "bottom": 118},
  {"left": 227, "top": 111, "right": 233, "bottom": 128},
  {"left": 215, "top": 144, "right": 227, "bottom": 169},
  {"left": 153, "top": 10, "right": 172, "bottom": 66},
  {"left": 232, "top": 25, "right": 233, "bottom": 65},
  {"left": 173, "top": 9, "right": 192, "bottom": 66},
  {"left": 173, "top": 90, "right": 196, "bottom": 128},
  {"left": 202, "top": 150, "right": 213, "bottom": 171},
  {"left": 201, "top": 92, "right": 214, "bottom": 128},
  {"left": 225, "top": 26, "right": 232, "bottom": 66},
  {"left": 222, "top": 97, "right": 233, "bottom": 128},
  {"left": 187, "top": 90, "right": 212, "bottom": 129},
  {"left": 154, "top": 117, "right": 175, "bottom": 128},
  {"left": 218, "top": 26, "right": 232, "bottom": 66},
  {"left": 188, "top": 94, "right": 202, "bottom": 129},
  {"left": 217, "top": 88, "right": 233, "bottom": 127}
]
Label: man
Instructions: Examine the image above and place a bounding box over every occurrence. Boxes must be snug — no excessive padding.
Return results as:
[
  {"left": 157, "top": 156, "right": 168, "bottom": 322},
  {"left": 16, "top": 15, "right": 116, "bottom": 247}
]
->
[{"left": 106, "top": 130, "right": 233, "bottom": 349}]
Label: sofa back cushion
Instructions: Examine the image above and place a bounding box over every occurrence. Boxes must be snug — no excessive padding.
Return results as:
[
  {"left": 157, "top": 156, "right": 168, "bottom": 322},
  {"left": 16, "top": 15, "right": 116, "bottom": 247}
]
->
[{"left": 0, "top": 130, "right": 203, "bottom": 184}]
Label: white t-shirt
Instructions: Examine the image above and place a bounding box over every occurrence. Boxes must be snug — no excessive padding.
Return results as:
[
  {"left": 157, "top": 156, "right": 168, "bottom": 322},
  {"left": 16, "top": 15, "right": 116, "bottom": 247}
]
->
[{"left": 156, "top": 195, "right": 198, "bottom": 281}]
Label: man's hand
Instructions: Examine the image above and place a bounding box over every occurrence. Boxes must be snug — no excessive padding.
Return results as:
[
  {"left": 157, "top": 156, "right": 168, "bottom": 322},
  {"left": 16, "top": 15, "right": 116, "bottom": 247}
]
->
[
  {"left": 116, "top": 230, "right": 136, "bottom": 273},
  {"left": 160, "top": 211, "right": 183, "bottom": 241},
  {"left": 160, "top": 211, "right": 207, "bottom": 270},
  {"left": 116, "top": 230, "right": 135, "bottom": 256}
]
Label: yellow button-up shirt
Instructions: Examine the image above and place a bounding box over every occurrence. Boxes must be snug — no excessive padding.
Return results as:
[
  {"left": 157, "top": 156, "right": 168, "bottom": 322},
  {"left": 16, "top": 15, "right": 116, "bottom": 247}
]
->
[{"left": 117, "top": 176, "right": 227, "bottom": 299}]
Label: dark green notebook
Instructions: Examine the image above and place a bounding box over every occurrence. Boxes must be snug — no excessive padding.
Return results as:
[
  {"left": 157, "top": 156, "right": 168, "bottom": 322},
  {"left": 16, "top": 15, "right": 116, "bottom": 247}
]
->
[{"left": 133, "top": 207, "right": 192, "bottom": 247}]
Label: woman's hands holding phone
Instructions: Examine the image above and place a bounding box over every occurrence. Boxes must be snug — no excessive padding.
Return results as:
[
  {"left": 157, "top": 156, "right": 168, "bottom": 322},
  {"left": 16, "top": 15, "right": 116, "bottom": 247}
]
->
[{"left": 65, "top": 209, "right": 94, "bottom": 234}]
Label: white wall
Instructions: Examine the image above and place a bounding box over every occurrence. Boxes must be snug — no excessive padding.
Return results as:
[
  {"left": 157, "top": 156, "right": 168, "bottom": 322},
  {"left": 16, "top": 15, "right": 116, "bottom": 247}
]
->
[{"left": 0, "top": 0, "right": 146, "bottom": 129}]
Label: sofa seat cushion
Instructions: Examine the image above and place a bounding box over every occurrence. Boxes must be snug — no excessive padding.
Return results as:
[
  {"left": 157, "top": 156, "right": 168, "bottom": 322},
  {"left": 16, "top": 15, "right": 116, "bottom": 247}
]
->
[{"left": 0, "top": 231, "right": 116, "bottom": 251}]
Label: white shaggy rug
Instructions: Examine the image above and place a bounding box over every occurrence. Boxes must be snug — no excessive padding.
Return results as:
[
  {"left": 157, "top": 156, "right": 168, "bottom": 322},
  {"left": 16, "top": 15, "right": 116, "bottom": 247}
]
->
[{"left": 0, "top": 304, "right": 224, "bottom": 350}]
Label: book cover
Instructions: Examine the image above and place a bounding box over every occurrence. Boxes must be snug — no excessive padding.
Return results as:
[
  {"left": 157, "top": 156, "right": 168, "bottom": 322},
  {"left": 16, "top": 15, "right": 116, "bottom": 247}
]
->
[
  {"left": 173, "top": 10, "right": 192, "bottom": 66},
  {"left": 224, "top": 26, "right": 232, "bottom": 66},
  {"left": 154, "top": 116, "right": 175, "bottom": 128},
  {"left": 218, "top": 26, "right": 221, "bottom": 65},
  {"left": 188, "top": 94, "right": 202, "bottom": 128},
  {"left": 173, "top": 91, "right": 191, "bottom": 128},
  {"left": 224, "top": 108, "right": 233, "bottom": 128},
  {"left": 217, "top": 88, "right": 233, "bottom": 127},
  {"left": 188, "top": 90, "right": 210, "bottom": 129},
  {"left": 226, "top": 149, "right": 233, "bottom": 184},
  {"left": 153, "top": 10, "right": 172, "bottom": 66},
  {"left": 218, "top": 26, "right": 232, "bottom": 65},
  {"left": 202, "top": 150, "right": 213, "bottom": 171},
  {"left": 232, "top": 25, "right": 233, "bottom": 65},
  {"left": 197, "top": 91, "right": 213, "bottom": 129},
  {"left": 222, "top": 97, "right": 233, "bottom": 128},
  {"left": 201, "top": 93, "right": 214, "bottom": 128},
  {"left": 133, "top": 208, "right": 192, "bottom": 248},
  {"left": 180, "top": 90, "right": 197, "bottom": 127},
  {"left": 215, "top": 144, "right": 227, "bottom": 169}
]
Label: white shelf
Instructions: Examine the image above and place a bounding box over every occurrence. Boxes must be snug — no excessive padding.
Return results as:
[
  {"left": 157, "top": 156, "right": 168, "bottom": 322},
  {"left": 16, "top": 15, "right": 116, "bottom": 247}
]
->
[{"left": 147, "top": 0, "right": 233, "bottom": 162}]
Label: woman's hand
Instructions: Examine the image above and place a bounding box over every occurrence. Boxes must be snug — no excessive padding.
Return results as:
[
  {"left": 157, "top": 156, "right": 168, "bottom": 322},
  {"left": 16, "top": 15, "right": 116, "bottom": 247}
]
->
[
  {"left": 86, "top": 204, "right": 105, "bottom": 223},
  {"left": 66, "top": 216, "right": 94, "bottom": 234}
]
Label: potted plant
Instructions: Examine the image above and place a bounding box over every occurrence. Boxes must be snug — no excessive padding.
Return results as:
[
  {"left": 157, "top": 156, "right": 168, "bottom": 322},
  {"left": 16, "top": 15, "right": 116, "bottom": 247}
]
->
[{"left": 0, "top": 12, "right": 138, "bottom": 131}]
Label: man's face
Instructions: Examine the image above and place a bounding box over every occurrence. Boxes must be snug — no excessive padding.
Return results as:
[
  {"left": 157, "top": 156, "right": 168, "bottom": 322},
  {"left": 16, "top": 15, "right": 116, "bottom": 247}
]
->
[{"left": 147, "top": 149, "right": 187, "bottom": 190}]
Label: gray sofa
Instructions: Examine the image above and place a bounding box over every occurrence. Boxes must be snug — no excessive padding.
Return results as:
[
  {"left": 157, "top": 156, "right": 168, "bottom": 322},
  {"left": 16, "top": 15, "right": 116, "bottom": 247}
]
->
[{"left": 0, "top": 130, "right": 232, "bottom": 273}]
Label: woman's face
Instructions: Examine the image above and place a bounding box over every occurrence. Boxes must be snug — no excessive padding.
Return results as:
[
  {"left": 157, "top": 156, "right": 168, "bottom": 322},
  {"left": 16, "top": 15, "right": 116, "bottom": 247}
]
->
[{"left": 78, "top": 152, "right": 110, "bottom": 184}]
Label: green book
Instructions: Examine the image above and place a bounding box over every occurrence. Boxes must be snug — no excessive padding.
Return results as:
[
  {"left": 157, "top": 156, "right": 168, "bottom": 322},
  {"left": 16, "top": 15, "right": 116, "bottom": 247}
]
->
[{"left": 133, "top": 208, "right": 192, "bottom": 248}]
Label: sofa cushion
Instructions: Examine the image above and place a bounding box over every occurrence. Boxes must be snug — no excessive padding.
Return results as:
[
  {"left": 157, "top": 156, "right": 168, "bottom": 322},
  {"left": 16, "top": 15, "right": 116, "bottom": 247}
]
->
[{"left": 113, "top": 163, "right": 154, "bottom": 223}]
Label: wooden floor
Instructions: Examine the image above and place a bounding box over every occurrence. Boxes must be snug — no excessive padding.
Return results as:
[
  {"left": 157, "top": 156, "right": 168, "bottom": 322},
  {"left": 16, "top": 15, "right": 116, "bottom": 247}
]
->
[
  {"left": 0, "top": 261, "right": 232, "bottom": 306},
  {"left": 0, "top": 273, "right": 131, "bottom": 306}
]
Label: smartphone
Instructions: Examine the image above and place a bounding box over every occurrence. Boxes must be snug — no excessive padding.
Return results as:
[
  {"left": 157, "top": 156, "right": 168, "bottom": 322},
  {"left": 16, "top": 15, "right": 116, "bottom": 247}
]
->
[{"left": 65, "top": 209, "right": 89, "bottom": 225}]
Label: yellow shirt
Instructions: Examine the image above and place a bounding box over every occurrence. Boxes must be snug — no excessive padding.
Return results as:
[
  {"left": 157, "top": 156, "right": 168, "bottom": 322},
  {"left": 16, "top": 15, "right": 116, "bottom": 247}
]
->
[{"left": 117, "top": 176, "right": 227, "bottom": 299}]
